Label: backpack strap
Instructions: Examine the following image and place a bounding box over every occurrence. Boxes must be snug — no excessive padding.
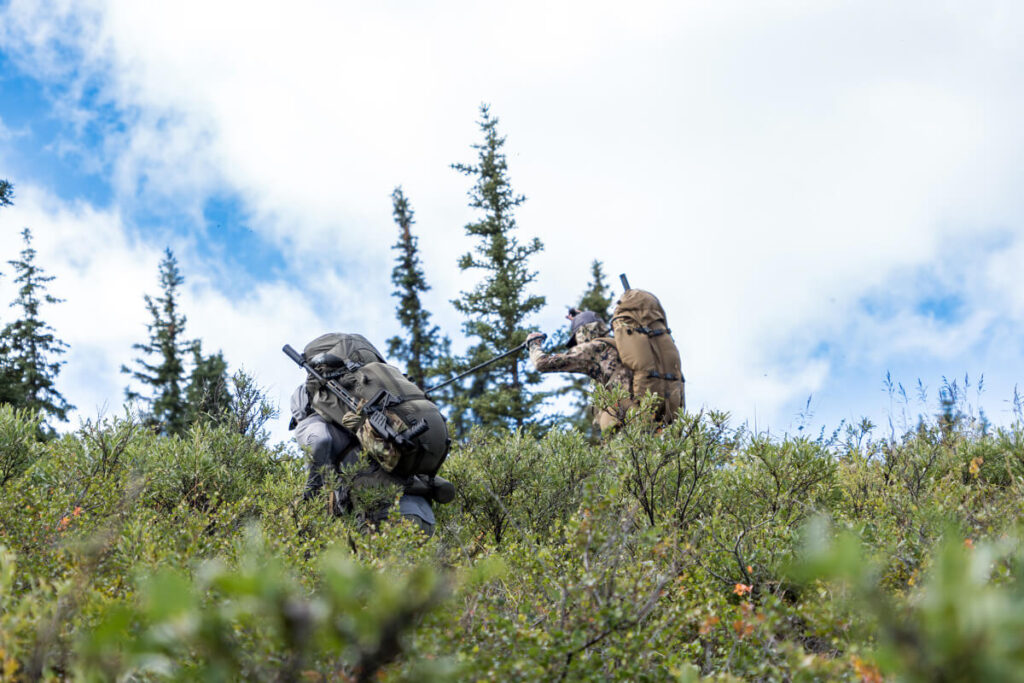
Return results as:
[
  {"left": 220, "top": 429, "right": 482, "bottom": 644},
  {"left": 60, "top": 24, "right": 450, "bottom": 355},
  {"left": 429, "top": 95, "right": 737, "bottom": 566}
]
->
[
  {"left": 648, "top": 371, "right": 684, "bottom": 382},
  {"left": 620, "top": 325, "right": 671, "bottom": 337}
]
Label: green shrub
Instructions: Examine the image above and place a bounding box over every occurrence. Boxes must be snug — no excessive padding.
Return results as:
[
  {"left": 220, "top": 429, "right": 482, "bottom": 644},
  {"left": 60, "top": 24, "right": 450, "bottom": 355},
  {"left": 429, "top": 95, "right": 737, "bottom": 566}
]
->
[
  {"left": 608, "top": 400, "right": 734, "bottom": 529},
  {"left": 1, "top": 390, "right": 1023, "bottom": 680},
  {"left": 136, "top": 421, "right": 290, "bottom": 513},
  {"left": 440, "top": 425, "right": 606, "bottom": 546},
  {"left": 793, "top": 519, "right": 1024, "bottom": 682},
  {"left": 73, "top": 527, "right": 454, "bottom": 681},
  {"left": 0, "top": 404, "right": 41, "bottom": 487}
]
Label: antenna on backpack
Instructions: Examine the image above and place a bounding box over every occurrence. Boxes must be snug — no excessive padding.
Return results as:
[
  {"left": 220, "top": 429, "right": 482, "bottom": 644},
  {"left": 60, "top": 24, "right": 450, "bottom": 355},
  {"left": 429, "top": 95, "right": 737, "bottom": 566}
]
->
[{"left": 619, "top": 273, "right": 631, "bottom": 291}]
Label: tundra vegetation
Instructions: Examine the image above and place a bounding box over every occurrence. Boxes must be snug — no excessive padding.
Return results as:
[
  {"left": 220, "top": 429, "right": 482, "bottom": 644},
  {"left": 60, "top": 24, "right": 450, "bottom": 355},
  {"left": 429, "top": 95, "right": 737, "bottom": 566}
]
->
[{"left": 2, "top": 379, "right": 1024, "bottom": 681}]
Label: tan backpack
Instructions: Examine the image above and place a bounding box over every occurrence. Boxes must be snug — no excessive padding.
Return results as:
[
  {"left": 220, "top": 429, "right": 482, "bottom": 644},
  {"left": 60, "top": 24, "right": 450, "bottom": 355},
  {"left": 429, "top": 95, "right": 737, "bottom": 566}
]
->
[{"left": 609, "top": 289, "right": 685, "bottom": 424}]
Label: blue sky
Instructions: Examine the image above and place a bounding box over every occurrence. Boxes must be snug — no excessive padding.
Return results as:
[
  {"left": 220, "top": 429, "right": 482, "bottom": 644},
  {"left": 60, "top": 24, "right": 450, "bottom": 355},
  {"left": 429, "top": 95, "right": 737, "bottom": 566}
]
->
[
  {"left": 1, "top": 0, "right": 1022, "bottom": 442},
  {"left": 1, "top": 52, "right": 111, "bottom": 207}
]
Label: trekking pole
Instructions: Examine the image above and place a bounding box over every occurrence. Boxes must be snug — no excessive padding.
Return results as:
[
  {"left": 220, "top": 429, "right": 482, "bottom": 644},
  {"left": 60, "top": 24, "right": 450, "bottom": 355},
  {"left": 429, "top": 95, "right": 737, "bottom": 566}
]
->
[
  {"left": 424, "top": 341, "right": 529, "bottom": 397},
  {"left": 620, "top": 273, "right": 631, "bottom": 291}
]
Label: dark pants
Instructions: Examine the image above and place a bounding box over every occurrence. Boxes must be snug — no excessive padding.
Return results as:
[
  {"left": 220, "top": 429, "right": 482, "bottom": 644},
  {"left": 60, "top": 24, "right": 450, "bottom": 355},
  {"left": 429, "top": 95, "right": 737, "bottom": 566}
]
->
[{"left": 294, "top": 414, "right": 357, "bottom": 498}]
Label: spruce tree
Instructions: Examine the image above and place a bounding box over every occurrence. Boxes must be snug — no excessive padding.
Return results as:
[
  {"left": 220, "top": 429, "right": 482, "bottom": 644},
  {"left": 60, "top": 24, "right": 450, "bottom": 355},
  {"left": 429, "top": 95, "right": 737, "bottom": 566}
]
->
[
  {"left": 0, "top": 228, "right": 73, "bottom": 431},
  {"left": 449, "top": 104, "right": 545, "bottom": 431},
  {"left": 578, "top": 260, "right": 614, "bottom": 322},
  {"left": 386, "top": 187, "right": 443, "bottom": 389},
  {"left": 121, "top": 248, "right": 194, "bottom": 435},
  {"left": 185, "top": 343, "right": 232, "bottom": 427},
  {"left": 0, "top": 179, "right": 13, "bottom": 209}
]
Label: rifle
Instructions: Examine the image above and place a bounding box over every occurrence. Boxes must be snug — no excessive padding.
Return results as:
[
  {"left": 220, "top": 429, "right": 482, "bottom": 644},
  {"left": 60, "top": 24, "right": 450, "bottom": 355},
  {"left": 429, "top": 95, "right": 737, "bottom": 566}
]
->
[
  {"left": 423, "top": 341, "right": 530, "bottom": 397},
  {"left": 282, "top": 344, "right": 428, "bottom": 450}
]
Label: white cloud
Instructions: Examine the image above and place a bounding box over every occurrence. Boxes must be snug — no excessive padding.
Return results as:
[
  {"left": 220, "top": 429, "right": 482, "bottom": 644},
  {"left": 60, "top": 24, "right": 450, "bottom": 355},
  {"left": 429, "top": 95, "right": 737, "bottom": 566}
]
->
[
  {"left": 0, "top": 185, "right": 327, "bottom": 441},
  {"left": 0, "top": 187, "right": 158, "bottom": 417},
  {"left": 2, "top": 0, "right": 1023, "bottom": 434}
]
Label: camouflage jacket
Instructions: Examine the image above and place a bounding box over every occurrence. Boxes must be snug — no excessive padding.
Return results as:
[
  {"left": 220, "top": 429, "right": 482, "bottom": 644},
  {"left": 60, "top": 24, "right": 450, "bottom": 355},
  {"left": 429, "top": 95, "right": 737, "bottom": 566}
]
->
[{"left": 528, "top": 338, "right": 632, "bottom": 393}]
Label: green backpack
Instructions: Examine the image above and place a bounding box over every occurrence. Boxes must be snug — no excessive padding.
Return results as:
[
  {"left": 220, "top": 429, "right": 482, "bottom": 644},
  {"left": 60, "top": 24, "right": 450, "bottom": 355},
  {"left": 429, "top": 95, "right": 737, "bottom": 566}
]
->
[{"left": 302, "top": 333, "right": 450, "bottom": 478}]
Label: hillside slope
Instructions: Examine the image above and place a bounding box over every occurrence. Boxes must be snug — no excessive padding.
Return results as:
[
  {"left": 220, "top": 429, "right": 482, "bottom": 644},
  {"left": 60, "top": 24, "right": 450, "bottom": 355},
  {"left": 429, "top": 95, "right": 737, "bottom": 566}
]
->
[{"left": 2, "top": 392, "right": 1023, "bottom": 681}]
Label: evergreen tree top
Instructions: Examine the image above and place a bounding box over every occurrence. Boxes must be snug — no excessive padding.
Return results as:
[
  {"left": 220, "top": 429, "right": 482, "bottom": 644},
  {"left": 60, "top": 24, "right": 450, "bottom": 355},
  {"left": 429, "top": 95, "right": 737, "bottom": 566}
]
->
[
  {"left": 121, "top": 248, "right": 196, "bottom": 435},
  {"left": 390, "top": 187, "right": 431, "bottom": 298},
  {"left": 577, "top": 260, "right": 614, "bottom": 322},
  {"left": 387, "top": 186, "right": 443, "bottom": 390},
  {"left": 0, "top": 179, "right": 13, "bottom": 208},
  {"left": 450, "top": 105, "right": 544, "bottom": 333},
  {"left": 451, "top": 104, "right": 540, "bottom": 279},
  {"left": 448, "top": 104, "right": 546, "bottom": 432},
  {"left": 0, "top": 227, "right": 73, "bottom": 431}
]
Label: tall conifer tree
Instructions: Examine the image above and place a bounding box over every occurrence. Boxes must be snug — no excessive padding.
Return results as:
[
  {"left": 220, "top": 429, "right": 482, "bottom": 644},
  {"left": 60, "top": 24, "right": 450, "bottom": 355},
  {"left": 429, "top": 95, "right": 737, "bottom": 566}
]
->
[
  {"left": 0, "top": 228, "right": 73, "bottom": 431},
  {"left": 121, "top": 248, "right": 195, "bottom": 435},
  {"left": 449, "top": 104, "right": 545, "bottom": 431},
  {"left": 386, "top": 187, "right": 443, "bottom": 389}
]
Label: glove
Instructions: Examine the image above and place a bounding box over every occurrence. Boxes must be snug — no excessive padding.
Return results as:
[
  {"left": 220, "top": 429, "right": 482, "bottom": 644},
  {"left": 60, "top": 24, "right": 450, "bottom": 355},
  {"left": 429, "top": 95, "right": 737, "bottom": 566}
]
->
[{"left": 526, "top": 332, "right": 547, "bottom": 346}]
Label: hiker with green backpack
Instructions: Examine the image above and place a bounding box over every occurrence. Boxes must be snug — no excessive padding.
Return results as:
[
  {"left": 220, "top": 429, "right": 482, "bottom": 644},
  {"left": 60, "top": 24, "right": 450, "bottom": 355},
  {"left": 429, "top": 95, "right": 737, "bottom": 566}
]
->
[
  {"left": 285, "top": 333, "right": 454, "bottom": 535},
  {"left": 527, "top": 285, "right": 685, "bottom": 431}
]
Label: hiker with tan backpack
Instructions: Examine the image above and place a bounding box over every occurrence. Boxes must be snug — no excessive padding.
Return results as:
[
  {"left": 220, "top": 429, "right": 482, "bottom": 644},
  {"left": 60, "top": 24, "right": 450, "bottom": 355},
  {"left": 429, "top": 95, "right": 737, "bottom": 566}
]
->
[{"left": 527, "top": 276, "right": 685, "bottom": 431}]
